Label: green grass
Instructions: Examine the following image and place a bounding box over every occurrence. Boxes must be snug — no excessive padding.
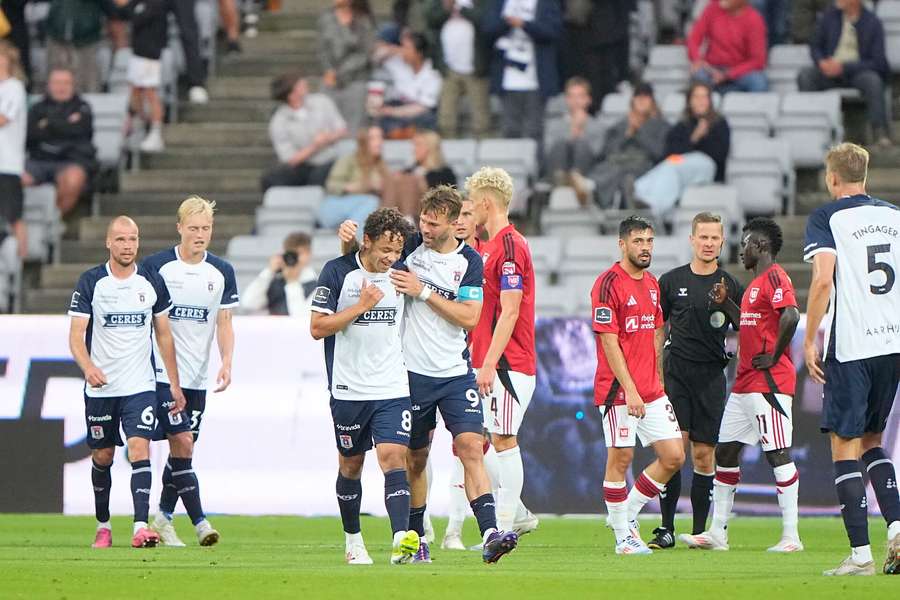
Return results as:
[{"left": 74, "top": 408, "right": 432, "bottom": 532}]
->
[{"left": 0, "top": 515, "right": 896, "bottom": 599}]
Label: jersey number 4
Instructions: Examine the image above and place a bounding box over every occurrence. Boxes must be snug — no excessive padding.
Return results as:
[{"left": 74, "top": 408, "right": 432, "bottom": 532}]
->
[{"left": 867, "top": 244, "right": 895, "bottom": 295}]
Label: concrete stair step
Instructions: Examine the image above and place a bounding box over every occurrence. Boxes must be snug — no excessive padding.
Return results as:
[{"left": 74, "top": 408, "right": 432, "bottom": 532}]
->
[
  {"left": 208, "top": 77, "right": 273, "bottom": 99},
  {"left": 141, "top": 147, "right": 275, "bottom": 170},
  {"left": 218, "top": 55, "right": 318, "bottom": 77},
  {"left": 98, "top": 192, "right": 261, "bottom": 216},
  {"left": 163, "top": 123, "right": 269, "bottom": 147},
  {"left": 120, "top": 169, "right": 261, "bottom": 193},
  {"left": 77, "top": 215, "right": 253, "bottom": 241},
  {"left": 258, "top": 13, "right": 317, "bottom": 31},
  {"left": 179, "top": 100, "right": 276, "bottom": 123},
  {"left": 240, "top": 31, "right": 316, "bottom": 55},
  {"left": 20, "top": 288, "right": 74, "bottom": 314},
  {"left": 817, "top": 167, "right": 900, "bottom": 192},
  {"left": 39, "top": 264, "right": 94, "bottom": 289},
  {"left": 58, "top": 239, "right": 229, "bottom": 264}
]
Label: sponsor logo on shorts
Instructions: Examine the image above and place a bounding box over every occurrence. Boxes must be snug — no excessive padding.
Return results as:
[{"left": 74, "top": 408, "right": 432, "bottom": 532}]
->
[
  {"left": 137, "top": 424, "right": 153, "bottom": 431},
  {"left": 90, "top": 425, "right": 104, "bottom": 439},
  {"left": 502, "top": 261, "right": 516, "bottom": 275},
  {"left": 411, "top": 404, "right": 421, "bottom": 411},
  {"left": 618, "top": 427, "right": 630, "bottom": 438},
  {"left": 88, "top": 415, "right": 112, "bottom": 422},
  {"left": 339, "top": 435, "right": 353, "bottom": 449},
  {"left": 396, "top": 431, "right": 411, "bottom": 438},
  {"left": 595, "top": 307, "right": 612, "bottom": 324},
  {"left": 168, "top": 412, "right": 183, "bottom": 426},
  {"left": 336, "top": 423, "right": 361, "bottom": 431}
]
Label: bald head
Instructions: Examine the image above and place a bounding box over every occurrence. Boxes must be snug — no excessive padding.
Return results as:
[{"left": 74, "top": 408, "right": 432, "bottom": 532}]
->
[
  {"left": 106, "top": 216, "right": 139, "bottom": 268},
  {"left": 107, "top": 215, "right": 139, "bottom": 239}
]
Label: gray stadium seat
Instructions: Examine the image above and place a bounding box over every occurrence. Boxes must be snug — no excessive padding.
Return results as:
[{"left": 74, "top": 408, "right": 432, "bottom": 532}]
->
[
  {"left": 648, "top": 236, "right": 688, "bottom": 277},
  {"left": 476, "top": 138, "right": 538, "bottom": 215},
  {"left": 677, "top": 183, "right": 744, "bottom": 234},
  {"left": 726, "top": 137, "right": 795, "bottom": 216},
  {"left": 263, "top": 186, "right": 325, "bottom": 211},
  {"left": 255, "top": 206, "right": 315, "bottom": 238},
  {"left": 0, "top": 235, "right": 22, "bottom": 313},
  {"left": 774, "top": 92, "right": 843, "bottom": 168},
  {"left": 766, "top": 45, "right": 813, "bottom": 94},
  {"left": 557, "top": 236, "right": 621, "bottom": 295},
  {"left": 311, "top": 235, "right": 342, "bottom": 273},
  {"left": 534, "top": 282, "right": 576, "bottom": 317},
  {"left": 540, "top": 189, "right": 603, "bottom": 237},
  {"left": 226, "top": 235, "right": 284, "bottom": 274},
  {"left": 721, "top": 92, "right": 780, "bottom": 142},
  {"left": 877, "top": 1, "right": 900, "bottom": 71},
  {"left": 83, "top": 93, "right": 128, "bottom": 170},
  {"left": 23, "top": 185, "right": 62, "bottom": 263},
  {"left": 441, "top": 139, "right": 477, "bottom": 183},
  {"left": 382, "top": 140, "right": 414, "bottom": 171},
  {"left": 644, "top": 45, "right": 691, "bottom": 103},
  {"left": 527, "top": 236, "right": 563, "bottom": 286},
  {"left": 598, "top": 92, "right": 631, "bottom": 129}
]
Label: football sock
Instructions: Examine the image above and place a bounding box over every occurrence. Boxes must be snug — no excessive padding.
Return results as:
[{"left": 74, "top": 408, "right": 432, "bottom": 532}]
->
[
  {"left": 514, "top": 498, "right": 531, "bottom": 523},
  {"left": 159, "top": 459, "right": 178, "bottom": 517},
  {"left": 627, "top": 471, "right": 666, "bottom": 522},
  {"left": 659, "top": 469, "right": 681, "bottom": 531},
  {"left": 495, "top": 446, "right": 523, "bottom": 531},
  {"left": 384, "top": 469, "right": 411, "bottom": 535},
  {"left": 862, "top": 448, "right": 900, "bottom": 526},
  {"left": 130, "top": 459, "right": 152, "bottom": 524},
  {"left": 710, "top": 466, "right": 739, "bottom": 538},
  {"left": 446, "top": 457, "right": 468, "bottom": 536},
  {"left": 409, "top": 505, "right": 427, "bottom": 538},
  {"left": 834, "top": 460, "right": 870, "bottom": 549},
  {"left": 773, "top": 462, "right": 800, "bottom": 540},
  {"left": 483, "top": 443, "right": 500, "bottom": 492},
  {"left": 604, "top": 480, "right": 629, "bottom": 543},
  {"left": 470, "top": 493, "right": 498, "bottom": 537},
  {"left": 169, "top": 457, "right": 205, "bottom": 525},
  {"left": 336, "top": 473, "right": 362, "bottom": 535},
  {"left": 91, "top": 459, "right": 112, "bottom": 523},
  {"left": 690, "top": 471, "right": 715, "bottom": 535}
]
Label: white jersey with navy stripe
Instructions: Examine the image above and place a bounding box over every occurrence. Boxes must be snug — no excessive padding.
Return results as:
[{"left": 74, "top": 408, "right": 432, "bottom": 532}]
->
[
  {"left": 68, "top": 262, "right": 172, "bottom": 398},
  {"left": 804, "top": 194, "right": 900, "bottom": 362},
  {"left": 401, "top": 236, "right": 483, "bottom": 377},
  {"left": 143, "top": 247, "right": 240, "bottom": 390},
  {"left": 311, "top": 252, "right": 409, "bottom": 401}
]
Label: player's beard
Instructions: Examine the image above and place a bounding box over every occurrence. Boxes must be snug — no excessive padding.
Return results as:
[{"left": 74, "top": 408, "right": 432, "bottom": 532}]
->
[{"left": 627, "top": 251, "right": 651, "bottom": 270}]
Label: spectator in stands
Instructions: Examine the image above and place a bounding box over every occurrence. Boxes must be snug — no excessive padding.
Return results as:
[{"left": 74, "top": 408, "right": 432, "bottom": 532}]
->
[
  {"left": 381, "top": 0, "right": 430, "bottom": 43},
  {"left": 791, "top": 0, "right": 830, "bottom": 44},
  {"left": 543, "top": 76, "right": 605, "bottom": 198},
  {"left": 483, "top": 0, "right": 563, "bottom": 145},
  {"left": 383, "top": 129, "right": 456, "bottom": 218},
  {"left": 319, "top": 125, "right": 387, "bottom": 229},
  {"left": 261, "top": 73, "right": 348, "bottom": 192},
  {"left": 23, "top": 68, "right": 98, "bottom": 216},
  {"left": 751, "top": 0, "right": 789, "bottom": 46},
  {"left": 116, "top": 0, "right": 168, "bottom": 154},
  {"left": 687, "top": 0, "right": 769, "bottom": 93},
  {"left": 318, "top": 0, "right": 376, "bottom": 134},
  {"left": 220, "top": 0, "right": 243, "bottom": 55},
  {"left": 373, "top": 30, "right": 443, "bottom": 137},
  {"left": 797, "top": 0, "right": 891, "bottom": 146},
  {"left": 633, "top": 81, "right": 730, "bottom": 217},
  {"left": 241, "top": 232, "right": 318, "bottom": 316},
  {"left": 168, "top": 0, "right": 209, "bottom": 104},
  {"left": 426, "top": 0, "right": 492, "bottom": 138},
  {"left": 580, "top": 82, "right": 670, "bottom": 208},
  {"left": 0, "top": 41, "right": 28, "bottom": 258},
  {"left": 46, "top": 0, "right": 121, "bottom": 93}
]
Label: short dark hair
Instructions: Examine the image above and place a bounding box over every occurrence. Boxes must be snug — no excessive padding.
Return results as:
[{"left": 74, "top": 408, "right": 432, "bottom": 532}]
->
[
  {"left": 283, "top": 231, "right": 311, "bottom": 251},
  {"left": 565, "top": 76, "right": 592, "bottom": 95},
  {"left": 420, "top": 185, "right": 462, "bottom": 221},
  {"left": 364, "top": 207, "right": 415, "bottom": 244},
  {"left": 401, "top": 30, "right": 429, "bottom": 57},
  {"left": 742, "top": 217, "right": 783, "bottom": 256},
  {"left": 271, "top": 71, "right": 304, "bottom": 103},
  {"left": 619, "top": 215, "right": 654, "bottom": 240}
]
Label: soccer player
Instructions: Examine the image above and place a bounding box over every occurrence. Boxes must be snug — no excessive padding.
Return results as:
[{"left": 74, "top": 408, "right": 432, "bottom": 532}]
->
[
  {"left": 465, "top": 167, "right": 538, "bottom": 535},
  {"left": 593, "top": 216, "right": 685, "bottom": 555},
  {"left": 311, "top": 207, "right": 420, "bottom": 565},
  {"left": 683, "top": 217, "right": 802, "bottom": 553},
  {"left": 650, "top": 212, "right": 743, "bottom": 549},
  {"left": 68, "top": 216, "right": 185, "bottom": 549},
  {"left": 142, "top": 196, "right": 238, "bottom": 547},
  {"left": 802, "top": 143, "right": 900, "bottom": 576}
]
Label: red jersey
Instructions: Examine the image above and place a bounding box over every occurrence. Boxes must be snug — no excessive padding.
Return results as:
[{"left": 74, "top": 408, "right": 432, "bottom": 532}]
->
[
  {"left": 591, "top": 263, "right": 665, "bottom": 407},
  {"left": 733, "top": 263, "right": 798, "bottom": 395},
  {"left": 470, "top": 224, "right": 536, "bottom": 375}
]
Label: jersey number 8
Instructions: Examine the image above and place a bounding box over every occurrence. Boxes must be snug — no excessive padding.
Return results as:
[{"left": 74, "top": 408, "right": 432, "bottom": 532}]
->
[{"left": 401, "top": 410, "right": 412, "bottom": 432}]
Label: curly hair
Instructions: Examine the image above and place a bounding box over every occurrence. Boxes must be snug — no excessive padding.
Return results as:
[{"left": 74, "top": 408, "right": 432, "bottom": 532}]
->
[
  {"left": 421, "top": 185, "right": 462, "bottom": 221},
  {"left": 742, "top": 217, "right": 783, "bottom": 256},
  {"left": 618, "top": 215, "right": 655, "bottom": 240},
  {"left": 363, "top": 207, "right": 415, "bottom": 244},
  {"left": 465, "top": 166, "right": 514, "bottom": 209}
]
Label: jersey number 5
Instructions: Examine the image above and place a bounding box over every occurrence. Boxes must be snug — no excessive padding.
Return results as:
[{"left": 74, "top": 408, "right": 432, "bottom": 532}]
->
[{"left": 867, "top": 244, "right": 895, "bottom": 295}]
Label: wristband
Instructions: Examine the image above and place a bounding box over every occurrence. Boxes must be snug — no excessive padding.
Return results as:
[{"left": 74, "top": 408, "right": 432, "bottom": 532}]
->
[{"left": 418, "top": 287, "right": 432, "bottom": 301}]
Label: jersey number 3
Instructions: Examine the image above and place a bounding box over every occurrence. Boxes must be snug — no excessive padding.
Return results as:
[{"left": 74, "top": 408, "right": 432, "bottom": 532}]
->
[{"left": 867, "top": 244, "right": 895, "bottom": 295}]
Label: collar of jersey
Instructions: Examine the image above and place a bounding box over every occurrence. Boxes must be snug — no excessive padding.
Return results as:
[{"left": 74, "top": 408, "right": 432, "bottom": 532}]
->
[
  {"left": 174, "top": 245, "right": 207, "bottom": 264},
  {"left": 105, "top": 262, "right": 138, "bottom": 280}
]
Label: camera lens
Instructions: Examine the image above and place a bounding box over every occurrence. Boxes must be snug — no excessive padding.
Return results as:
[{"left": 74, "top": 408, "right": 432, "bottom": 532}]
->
[{"left": 282, "top": 251, "right": 299, "bottom": 267}]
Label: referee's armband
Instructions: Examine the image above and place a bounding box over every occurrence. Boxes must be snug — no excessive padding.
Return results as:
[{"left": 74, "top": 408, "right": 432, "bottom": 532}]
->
[{"left": 458, "top": 286, "right": 483, "bottom": 301}]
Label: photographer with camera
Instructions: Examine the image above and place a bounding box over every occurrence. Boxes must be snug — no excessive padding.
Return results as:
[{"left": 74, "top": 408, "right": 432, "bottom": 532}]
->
[{"left": 241, "top": 232, "right": 318, "bottom": 316}]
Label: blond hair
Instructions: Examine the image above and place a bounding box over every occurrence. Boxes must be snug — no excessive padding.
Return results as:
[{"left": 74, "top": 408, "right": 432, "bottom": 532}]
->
[
  {"left": 691, "top": 211, "right": 723, "bottom": 234},
  {"left": 465, "top": 166, "right": 514, "bottom": 209},
  {"left": 0, "top": 40, "right": 26, "bottom": 82},
  {"left": 415, "top": 130, "right": 446, "bottom": 171},
  {"left": 177, "top": 195, "right": 216, "bottom": 223},
  {"left": 825, "top": 143, "right": 869, "bottom": 184}
]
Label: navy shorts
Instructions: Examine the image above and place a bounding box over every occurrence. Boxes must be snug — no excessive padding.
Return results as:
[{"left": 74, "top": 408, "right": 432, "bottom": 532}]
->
[
  {"left": 822, "top": 354, "right": 899, "bottom": 438},
  {"left": 330, "top": 397, "right": 412, "bottom": 456},
  {"left": 408, "top": 371, "right": 483, "bottom": 450},
  {"left": 84, "top": 390, "right": 157, "bottom": 449},
  {"left": 153, "top": 383, "right": 206, "bottom": 441}
]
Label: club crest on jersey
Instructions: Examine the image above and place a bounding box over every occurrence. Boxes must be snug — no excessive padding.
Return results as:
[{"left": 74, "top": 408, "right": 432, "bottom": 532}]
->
[
  {"left": 625, "top": 316, "right": 639, "bottom": 333},
  {"left": 102, "top": 312, "right": 147, "bottom": 327},
  {"left": 453, "top": 270, "right": 462, "bottom": 283},
  {"left": 208, "top": 281, "right": 214, "bottom": 292},
  {"left": 339, "top": 435, "right": 353, "bottom": 449},
  {"left": 595, "top": 307, "right": 612, "bottom": 324},
  {"left": 90, "top": 425, "right": 104, "bottom": 440},
  {"left": 749, "top": 287, "right": 760, "bottom": 303},
  {"left": 138, "top": 292, "right": 146, "bottom": 303},
  {"left": 502, "top": 261, "right": 515, "bottom": 275},
  {"left": 772, "top": 288, "right": 783, "bottom": 303},
  {"left": 649, "top": 289, "right": 658, "bottom": 306}
]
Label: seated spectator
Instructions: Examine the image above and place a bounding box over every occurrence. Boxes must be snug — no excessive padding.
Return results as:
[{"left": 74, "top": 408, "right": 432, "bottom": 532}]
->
[
  {"left": 427, "top": 0, "right": 492, "bottom": 138},
  {"left": 791, "top": 0, "right": 830, "bottom": 45},
  {"left": 261, "top": 72, "right": 348, "bottom": 192},
  {"left": 543, "top": 76, "right": 605, "bottom": 194},
  {"left": 46, "top": 0, "right": 120, "bottom": 93},
  {"left": 319, "top": 125, "right": 387, "bottom": 229},
  {"left": 688, "top": 0, "right": 769, "bottom": 93},
  {"left": 0, "top": 41, "right": 27, "bottom": 258},
  {"left": 241, "top": 232, "right": 318, "bottom": 316},
  {"left": 579, "top": 82, "right": 670, "bottom": 208},
  {"left": 23, "top": 68, "right": 98, "bottom": 216},
  {"left": 797, "top": 0, "right": 891, "bottom": 146},
  {"left": 383, "top": 129, "right": 456, "bottom": 218},
  {"left": 373, "top": 30, "right": 442, "bottom": 137},
  {"left": 751, "top": 0, "right": 789, "bottom": 47},
  {"left": 634, "top": 82, "right": 730, "bottom": 218},
  {"left": 483, "top": 0, "right": 562, "bottom": 145}
]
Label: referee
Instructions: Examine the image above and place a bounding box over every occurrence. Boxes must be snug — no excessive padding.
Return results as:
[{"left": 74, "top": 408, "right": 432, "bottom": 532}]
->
[{"left": 648, "top": 212, "right": 743, "bottom": 549}]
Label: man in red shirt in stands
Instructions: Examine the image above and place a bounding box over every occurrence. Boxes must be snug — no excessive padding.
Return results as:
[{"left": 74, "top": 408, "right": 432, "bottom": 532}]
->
[{"left": 687, "top": 0, "right": 769, "bottom": 92}]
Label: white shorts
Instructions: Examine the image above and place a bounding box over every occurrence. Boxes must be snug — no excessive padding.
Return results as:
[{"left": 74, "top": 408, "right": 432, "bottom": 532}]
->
[
  {"left": 127, "top": 56, "right": 161, "bottom": 88},
  {"left": 601, "top": 396, "right": 682, "bottom": 448},
  {"left": 480, "top": 370, "right": 535, "bottom": 436},
  {"left": 718, "top": 392, "right": 793, "bottom": 452}
]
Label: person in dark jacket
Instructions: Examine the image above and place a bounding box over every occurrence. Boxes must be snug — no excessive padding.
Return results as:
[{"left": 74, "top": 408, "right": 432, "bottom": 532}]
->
[
  {"left": 46, "top": 0, "right": 120, "bottom": 93},
  {"left": 23, "top": 68, "right": 97, "bottom": 215},
  {"left": 797, "top": 0, "right": 891, "bottom": 146}
]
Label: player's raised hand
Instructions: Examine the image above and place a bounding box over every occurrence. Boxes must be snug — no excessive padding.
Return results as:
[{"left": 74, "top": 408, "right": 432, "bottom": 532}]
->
[
  {"left": 85, "top": 365, "right": 107, "bottom": 388},
  {"left": 169, "top": 386, "right": 187, "bottom": 415},
  {"left": 389, "top": 268, "right": 424, "bottom": 298},
  {"left": 358, "top": 279, "right": 383, "bottom": 311},
  {"left": 338, "top": 220, "right": 358, "bottom": 243},
  {"left": 708, "top": 276, "right": 728, "bottom": 304},
  {"left": 476, "top": 363, "right": 495, "bottom": 398},
  {"left": 804, "top": 339, "right": 826, "bottom": 384},
  {"left": 625, "top": 388, "right": 646, "bottom": 419},
  {"left": 214, "top": 364, "right": 232, "bottom": 393}
]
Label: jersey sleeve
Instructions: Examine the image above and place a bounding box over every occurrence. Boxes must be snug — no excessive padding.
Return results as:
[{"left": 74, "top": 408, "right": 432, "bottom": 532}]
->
[
  {"left": 148, "top": 270, "right": 173, "bottom": 316},
  {"left": 67, "top": 272, "right": 94, "bottom": 318},
  {"left": 401, "top": 232, "right": 423, "bottom": 261},
  {"left": 803, "top": 206, "right": 836, "bottom": 262},
  {"left": 769, "top": 267, "right": 797, "bottom": 310},
  {"left": 592, "top": 273, "right": 620, "bottom": 335},
  {"left": 310, "top": 261, "right": 341, "bottom": 315},
  {"left": 653, "top": 279, "right": 664, "bottom": 326},
  {"left": 657, "top": 271, "right": 672, "bottom": 321},
  {"left": 219, "top": 262, "right": 240, "bottom": 309},
  {"left": 458, "top": 248, "right": 483, "bottom": 302},
  {"left": 498, "top": 239, "right": 528, "bottom": 292}
]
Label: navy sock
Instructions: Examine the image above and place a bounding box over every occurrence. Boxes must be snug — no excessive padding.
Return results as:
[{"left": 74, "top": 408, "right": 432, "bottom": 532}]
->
[
  {"left": 384, "top": 469, "right": 410, "bottom": 534},
  {"left": 834, "top": 460, "right": 870, "bottom": 547},
  {"left": 91, "top": 459, "right": 112, "bottom": 523},
  {"left": 336, "top": 474, "right": 362, "bottom": 534},
  {"left": 130, "top": 459, "right": 152, "bottom": 524},
  {"left": 159, "top": 459, "right": 178, "bottom": 516},
  {"left": 409, "top": 505, "right": 427, "bottom": 537},
  {"left": 659, "top": 470, "right": 681, "bottom": 532},
  {"left": 470, "top": 493, "right": 497, "bottom": 537},
  {"left": 691, "top": 472, "right": 715, "bottom": 535},
  {"left": 170, "top": 457, "right": 205, "bottom": 525},
  {"left": 862, "top": 447, "right": 900, "bottom": 525}
]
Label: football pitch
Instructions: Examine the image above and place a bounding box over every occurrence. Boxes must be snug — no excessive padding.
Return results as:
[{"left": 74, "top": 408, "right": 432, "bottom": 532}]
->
[{"left": 0, "top": 515, "right": 896, "bottom": 599}]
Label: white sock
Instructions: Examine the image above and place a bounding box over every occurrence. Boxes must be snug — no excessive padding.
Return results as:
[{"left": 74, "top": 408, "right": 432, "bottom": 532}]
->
[
  {"left": 483, "top": 443, "right": 501, "bottom": 492},
  {"left": 345, "top": 531, "right": 364, "bottom": 548},
  {"left": 133, "top": 521, "right": 147, "bottom": 535},
  {"left": 773, "top": 463, "right": 800, "bottom": 540},
  {"left": 710, "top": 466, "right": 739, "bottom": 539},
  {"left": 604, "top": 480, "right": 629, "bottom": 543},
  {"left": 514, "top": 499, "right": 531, "bottom": 523},
  {"left": 446, "top": 456, "right": 468, "bottom": 536},
  {"left": 888, "top": 520, "right": 900, "bottom": 541},
  {"left": 495, "top": 446, "right": 523, "bottom": 532},
  {"left": 626, "top": 471, "right": 665, "bottom": 522},
  {"left": 851, "top": 544, "right": 873, "bottom": 564},
  {"left": 97, "top": 521, "right": 111, "bottom": 531},
  {"left": 194, "top": 519, "right": 210, "bottom": 532}
]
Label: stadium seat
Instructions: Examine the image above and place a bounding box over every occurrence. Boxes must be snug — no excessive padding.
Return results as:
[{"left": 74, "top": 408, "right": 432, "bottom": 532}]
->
[
  {"left": 544, "top": 94, "right": 566, "bottom": 120},
  {"left": 726, "top": 137, "right": 796, "bottom": 216},
  {"left": 226, "top": 235, "right": 284, "bottom": 274},
  {"left": 774, "top": 92, "right": 843, "bottom": 168},
  {"left": 335, "top": 137, "right": 356, "bottom": 157},
  {"left": 441, "top": 139, "right": 478, "bottom": 183},
  {"left": 598, "top": 92, "right": 631, "bottom": 129},
  {"left": 263, "top": 186, "right": 325, "bottom": 211},
  {"left": 534, "top": 282, "right": 576, "bottom": 317},
  {"left": 83, "top": 93, "right": 128, "bottom": 171},
  {"left": 540, "top": 206, "right": 603, "bottom": 237},
  {"left": 0, "top": 235, "right": 22, "bottom": 313},
  {"left": 22, "top": 185, "right": 62, "bottom": 263},
  {"left": 255, "top": 206, "right": 315, "bottom": 238},
  {"left": 557, "top": 236, "right": 621, "bottom": 295},
  {"left": 721, "top": 92, "right": 780, "bottom": 142},
  {"left": 766, "top": 45, "right": 813, "bottom": 94},
  {"left": 476, "top": 139, "right": 538, "bottom": 215},
  {"left": 527, "top": 236, "right": 563, "bottom": 285},
  {"left": 661, "top": 90, "right": 721, "bottom": 124},
  {"left": 382, "top": 140, "right": 414, "bottom": 171},
  {"left": 677, "top": 183, "right": 744, "bottom": 235},
  {"left": 647, "top": 236, "right": 688, "bottom": 277},
  {"left": 311, "top": 235, "right": 342, "bottom": 273},
  {"left": 877, "top": 1, "right": 900, "bottom": 71},
  {"left": 644, "top": 45, "right": 691, "bottom": 103}
]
